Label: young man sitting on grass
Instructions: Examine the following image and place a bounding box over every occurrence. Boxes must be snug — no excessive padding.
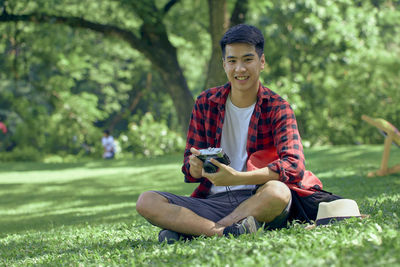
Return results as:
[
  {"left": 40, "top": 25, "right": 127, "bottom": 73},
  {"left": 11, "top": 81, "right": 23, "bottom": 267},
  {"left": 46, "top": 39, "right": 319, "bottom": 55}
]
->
[{"left": 136, "top": 24, "right": 316, "bottom": 243}]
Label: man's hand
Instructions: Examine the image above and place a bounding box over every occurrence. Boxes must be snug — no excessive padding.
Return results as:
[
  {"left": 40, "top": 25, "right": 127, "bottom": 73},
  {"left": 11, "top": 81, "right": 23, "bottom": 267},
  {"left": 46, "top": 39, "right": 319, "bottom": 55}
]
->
[
  {"left": 189, "top": 147, "right": 203, "bottom": 178},
  {"left": 203, "top": 158, "right": 240, "bottom": 186}
]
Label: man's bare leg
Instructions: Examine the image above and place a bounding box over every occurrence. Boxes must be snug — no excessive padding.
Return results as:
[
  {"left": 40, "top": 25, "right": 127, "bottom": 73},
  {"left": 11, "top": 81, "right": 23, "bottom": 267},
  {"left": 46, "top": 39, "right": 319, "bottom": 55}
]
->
[
  {"left": 136, "top": 180, "right": 290, "bottom": 237},
  {"left": 217, "top": 180, "right": 291, "bottom": 226},
  {"left": 136, "top": 191, "right": 225, "bottom": 237}
]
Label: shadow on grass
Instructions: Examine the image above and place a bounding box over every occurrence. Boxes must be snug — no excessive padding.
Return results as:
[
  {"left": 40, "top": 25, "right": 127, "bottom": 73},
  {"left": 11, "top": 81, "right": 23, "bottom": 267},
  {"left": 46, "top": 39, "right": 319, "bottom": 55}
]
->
[
  {"left": 0, "top": 153, "right": 183, "bottom": 173},
  {"left": 1, "top": 236, "right": 159, "bottom": 263},
  {"left": 0, "top": 168, "right": 193, "bottom": 235},
  {"left": 305, "top": 145, "right": 400, "bottom": 172},
  {"left": 320, "top": 173, "right": 400, "bottom": 199}
]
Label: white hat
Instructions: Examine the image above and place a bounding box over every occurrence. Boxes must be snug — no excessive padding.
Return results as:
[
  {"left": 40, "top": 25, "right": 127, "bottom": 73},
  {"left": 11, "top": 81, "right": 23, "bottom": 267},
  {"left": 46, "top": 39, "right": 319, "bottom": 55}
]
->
[{"left": 315, "top": 199, "right": 362, "bottom": 226}]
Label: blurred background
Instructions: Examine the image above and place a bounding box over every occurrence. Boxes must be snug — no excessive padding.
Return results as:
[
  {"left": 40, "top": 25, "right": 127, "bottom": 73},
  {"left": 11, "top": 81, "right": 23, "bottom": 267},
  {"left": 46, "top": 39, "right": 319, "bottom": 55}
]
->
[{"left": 0, "top": 0, "right": 399, "bottom": 162}]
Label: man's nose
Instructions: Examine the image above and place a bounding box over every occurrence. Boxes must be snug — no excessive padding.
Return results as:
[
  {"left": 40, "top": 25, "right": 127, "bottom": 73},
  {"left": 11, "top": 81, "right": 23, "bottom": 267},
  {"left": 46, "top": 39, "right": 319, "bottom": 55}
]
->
[{"left": 235, "top": 62, "right": 246, "bottom": 72}]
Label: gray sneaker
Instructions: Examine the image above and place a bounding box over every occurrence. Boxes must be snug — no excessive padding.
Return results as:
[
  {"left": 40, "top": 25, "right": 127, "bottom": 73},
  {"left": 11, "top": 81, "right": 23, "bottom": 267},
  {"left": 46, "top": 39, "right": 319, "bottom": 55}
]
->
[
  {"left": 223, "top": 216, "right": 262, "bottom": 237},
  {"left": 158, "top": 229, "right": 181, "bottom": 244},
  {"left": 158, "top": 229, "right": 193, "bottom": 244}
]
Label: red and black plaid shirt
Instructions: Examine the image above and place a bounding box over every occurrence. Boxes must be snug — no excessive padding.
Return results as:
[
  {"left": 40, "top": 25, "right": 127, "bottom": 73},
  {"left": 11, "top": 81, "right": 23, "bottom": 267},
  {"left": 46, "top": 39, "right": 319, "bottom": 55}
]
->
[{"left": 182, "top": 82, "right": 305, "bottom": 198}]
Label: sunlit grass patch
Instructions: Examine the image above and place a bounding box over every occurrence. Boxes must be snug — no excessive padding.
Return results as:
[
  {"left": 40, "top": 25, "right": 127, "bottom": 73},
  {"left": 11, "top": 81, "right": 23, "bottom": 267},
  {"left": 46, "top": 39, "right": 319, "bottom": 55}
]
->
[{"left": 0, "top": 146, "right": 399, "bottom": 266}]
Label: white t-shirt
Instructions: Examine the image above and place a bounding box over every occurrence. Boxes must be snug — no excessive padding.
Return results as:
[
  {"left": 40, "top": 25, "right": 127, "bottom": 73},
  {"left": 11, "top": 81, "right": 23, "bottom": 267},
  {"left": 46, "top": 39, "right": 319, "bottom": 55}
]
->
[
  {"left": 102, "top": 135, "right": 115, "bottom": 157},
  {"left": 210, "top": 97, "right": 257, "bottom": 194}
]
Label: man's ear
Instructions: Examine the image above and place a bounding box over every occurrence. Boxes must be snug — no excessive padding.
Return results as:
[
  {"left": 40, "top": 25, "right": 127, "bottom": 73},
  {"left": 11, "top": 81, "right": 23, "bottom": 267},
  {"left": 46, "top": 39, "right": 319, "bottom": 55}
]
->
[{"left": 260, "top": 54, "right": 265, "bottom": 70}]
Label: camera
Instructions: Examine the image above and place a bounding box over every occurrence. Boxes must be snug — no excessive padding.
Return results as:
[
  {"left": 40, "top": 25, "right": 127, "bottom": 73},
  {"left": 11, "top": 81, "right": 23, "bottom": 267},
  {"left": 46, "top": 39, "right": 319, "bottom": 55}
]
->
[{"left": 196, "top": 147, "right": 231, "bottom": 173}]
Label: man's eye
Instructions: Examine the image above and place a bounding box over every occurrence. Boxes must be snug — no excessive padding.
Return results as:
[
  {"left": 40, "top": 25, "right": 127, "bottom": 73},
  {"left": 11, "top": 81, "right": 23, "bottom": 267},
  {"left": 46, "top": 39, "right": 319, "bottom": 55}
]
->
[
  {"left": 228, "top": 60, "right": 236, "bottom": 63},
  {"left": 245, "top": 58, "right": 253, "bottom": 62}
]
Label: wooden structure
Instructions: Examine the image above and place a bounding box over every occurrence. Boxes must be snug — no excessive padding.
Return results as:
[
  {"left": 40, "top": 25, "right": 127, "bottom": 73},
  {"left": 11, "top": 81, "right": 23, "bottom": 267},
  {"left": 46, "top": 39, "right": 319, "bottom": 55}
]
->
[{"left": 362, "top": 115, "right": 400, "bottom": 177}]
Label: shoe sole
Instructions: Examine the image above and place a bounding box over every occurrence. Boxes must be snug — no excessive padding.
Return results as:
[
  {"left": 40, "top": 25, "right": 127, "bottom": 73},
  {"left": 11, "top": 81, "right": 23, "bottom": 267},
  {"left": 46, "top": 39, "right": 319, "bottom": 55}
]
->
[{"left": 243, "top": 216, "right": 261, "bottom": 233}]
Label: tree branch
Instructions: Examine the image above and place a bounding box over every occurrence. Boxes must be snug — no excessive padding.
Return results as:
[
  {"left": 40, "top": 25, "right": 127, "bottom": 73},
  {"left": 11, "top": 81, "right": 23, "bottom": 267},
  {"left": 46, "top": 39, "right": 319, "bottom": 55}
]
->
[
  {"left": 230, "top": 0, "right": 249, "bottom": 26},
  {"left": 1, "top": 2, "right": 6, "bottom": 15},
  {"left": 163, "top": 0, "right": 180, "bottom": 14},
  {"left": 0, "top": 11, "right": 146, "bottom": 52}
]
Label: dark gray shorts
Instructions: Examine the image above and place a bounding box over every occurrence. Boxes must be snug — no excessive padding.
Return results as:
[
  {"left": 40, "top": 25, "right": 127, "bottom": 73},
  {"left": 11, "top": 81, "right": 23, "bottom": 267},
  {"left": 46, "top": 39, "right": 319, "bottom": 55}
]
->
[{"left": 155, "top": 189, "right": 291, "bottom": 230}]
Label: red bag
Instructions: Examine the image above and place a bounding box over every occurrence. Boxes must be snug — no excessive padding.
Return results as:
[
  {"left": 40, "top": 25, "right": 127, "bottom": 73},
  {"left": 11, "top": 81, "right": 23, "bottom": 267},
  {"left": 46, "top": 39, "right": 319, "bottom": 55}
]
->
[
  {"left": 247, "top": 148, "right": 342, "bottom": 223},
  {"left": 247, "top": 148, "right": 323, "bottom": 197}
]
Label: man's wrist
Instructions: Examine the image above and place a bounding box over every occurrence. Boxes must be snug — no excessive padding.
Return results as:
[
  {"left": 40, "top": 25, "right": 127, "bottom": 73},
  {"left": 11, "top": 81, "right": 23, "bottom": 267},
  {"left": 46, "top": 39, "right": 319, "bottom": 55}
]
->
[
  {"left": 230, "top": 169, "right": 245, "bottom": 185},
  {"left": 189, "top": 168, "right": 202, "bottom": 179}
]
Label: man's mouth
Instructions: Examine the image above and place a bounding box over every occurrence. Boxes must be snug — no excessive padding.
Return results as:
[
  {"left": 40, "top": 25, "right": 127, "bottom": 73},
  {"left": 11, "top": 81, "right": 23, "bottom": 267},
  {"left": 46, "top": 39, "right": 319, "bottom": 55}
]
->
[{"left": 235, "top": 76, "right": 249, "bottom": 81}]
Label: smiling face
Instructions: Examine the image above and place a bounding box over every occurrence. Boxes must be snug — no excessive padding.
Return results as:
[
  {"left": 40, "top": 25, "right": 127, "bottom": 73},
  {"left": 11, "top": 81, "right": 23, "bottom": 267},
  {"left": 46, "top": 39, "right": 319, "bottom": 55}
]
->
[{"left": 223, "top": 43, "right": 265, "bottom": 97}]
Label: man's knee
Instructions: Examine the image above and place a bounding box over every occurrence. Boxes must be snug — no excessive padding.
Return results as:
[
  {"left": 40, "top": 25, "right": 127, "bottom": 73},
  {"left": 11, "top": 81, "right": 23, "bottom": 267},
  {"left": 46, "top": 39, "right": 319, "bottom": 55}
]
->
[
  {"left": 257, "top": 180, "right": 291, "bottom": 208},
  {"left": 136, "top": 191, "right": 167, "bottom": 218}
]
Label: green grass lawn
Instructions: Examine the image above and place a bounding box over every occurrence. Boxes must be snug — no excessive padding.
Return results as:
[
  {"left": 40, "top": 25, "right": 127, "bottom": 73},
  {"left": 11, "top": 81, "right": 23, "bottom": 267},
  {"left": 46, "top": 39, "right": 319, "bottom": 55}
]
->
[{"left": 0, "top": 145, "right": 399, "bottom": 266}]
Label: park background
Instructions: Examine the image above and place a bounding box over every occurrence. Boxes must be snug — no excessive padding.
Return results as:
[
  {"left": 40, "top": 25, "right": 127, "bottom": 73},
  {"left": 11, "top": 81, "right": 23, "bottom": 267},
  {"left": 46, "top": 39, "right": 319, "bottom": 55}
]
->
[
  {"left": 0, "top": 0, "right": 399, "bottom": 266},
  {"left": 0, "top": 0, "right": 399, "bottom": 160}
]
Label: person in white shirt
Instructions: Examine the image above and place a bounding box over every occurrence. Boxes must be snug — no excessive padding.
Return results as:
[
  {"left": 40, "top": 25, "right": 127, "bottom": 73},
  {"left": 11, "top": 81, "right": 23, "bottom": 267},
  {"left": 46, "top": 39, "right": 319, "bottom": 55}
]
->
[{"left": 102, "top": 129, "right": 115, "bottom": 159}]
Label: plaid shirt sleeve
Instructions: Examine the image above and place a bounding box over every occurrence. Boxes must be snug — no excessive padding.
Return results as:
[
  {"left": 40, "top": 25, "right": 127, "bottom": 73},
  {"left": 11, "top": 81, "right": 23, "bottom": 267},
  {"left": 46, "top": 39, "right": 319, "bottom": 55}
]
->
[
  {"left": 182, "top": 93, "right": 208, "bottom": 183},
  {"left": 181, "top": 85, "right": 230, "bottom": 198},
  {"left": 266, "top": 101, "right": 305, "bottom": 184}
]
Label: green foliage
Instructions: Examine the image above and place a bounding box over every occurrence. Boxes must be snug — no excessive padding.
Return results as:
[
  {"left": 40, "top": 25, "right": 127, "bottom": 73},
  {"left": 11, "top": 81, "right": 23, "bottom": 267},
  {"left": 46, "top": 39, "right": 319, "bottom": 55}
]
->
[
  {"left": 46, "top": 92, "right": 105, "bottom": 154},
  {"left": 119, "top": 113, "right": 185, "bottom": 158},
  {"left": 0, "top": 146, "right": 399, "bottom": 265},
  {"left": 250, "top": 0, "right": 400, "bottom": 145},
  {"left": 164, "top": 0, "right": 211, "bottom": 94},
  {"left": 0, "top": 146, "right": 42, "bottom": 162},
  {"left": 0, "top": 12, "right": 178, "bottom": 156},
  {"left": 1, "top": 0, "right": 400, "bottom": 159}
]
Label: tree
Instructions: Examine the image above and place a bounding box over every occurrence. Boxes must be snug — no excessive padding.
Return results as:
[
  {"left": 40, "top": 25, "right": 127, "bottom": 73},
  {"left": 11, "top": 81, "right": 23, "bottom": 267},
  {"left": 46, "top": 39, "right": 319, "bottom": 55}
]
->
[
  {"left": 251, "top": 0, "right": 400, "bottom": 145},
  {"left": 0, "top": 0, "right": 248, "bottom": 134}
]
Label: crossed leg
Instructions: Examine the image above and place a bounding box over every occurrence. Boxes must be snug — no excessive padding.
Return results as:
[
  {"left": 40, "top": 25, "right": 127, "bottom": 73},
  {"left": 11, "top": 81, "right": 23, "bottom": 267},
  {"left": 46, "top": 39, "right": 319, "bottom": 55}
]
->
[{"left": 135, "top": 180, "right": 291, "bottom": 237}]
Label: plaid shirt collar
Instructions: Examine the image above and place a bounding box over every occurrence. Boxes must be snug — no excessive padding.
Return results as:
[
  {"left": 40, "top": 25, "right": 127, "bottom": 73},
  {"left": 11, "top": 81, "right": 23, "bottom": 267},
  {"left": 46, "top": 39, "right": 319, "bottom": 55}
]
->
[{"left": 209, "top": 82, "right": 272, "bottom": 107}]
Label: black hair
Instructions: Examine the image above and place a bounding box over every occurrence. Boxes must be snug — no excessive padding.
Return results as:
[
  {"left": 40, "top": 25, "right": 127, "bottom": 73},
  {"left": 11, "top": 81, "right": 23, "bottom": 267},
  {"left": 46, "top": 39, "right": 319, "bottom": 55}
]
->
[
  {"left": 103, "top": 129, "right": 110, "bottom": 135},
  {"left": 220, "top": 24, "right": 264, "bottom": 58}
]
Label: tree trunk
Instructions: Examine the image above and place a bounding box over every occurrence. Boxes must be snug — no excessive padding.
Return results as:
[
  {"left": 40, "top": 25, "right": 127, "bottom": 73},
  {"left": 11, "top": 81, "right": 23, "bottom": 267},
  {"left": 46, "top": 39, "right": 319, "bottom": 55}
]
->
[
  {"left": 133, "top": 21, "right": 195, "bottom": 134},
  {"left": 155, "top": 58, "right": 194, "bottom": 135},
  {"left": 204, "top": 0, "right": 249, "bottom": 90},
  {"left": 230, "top": 0, "right": 249, "bottom": 26},
  {"left": 205, "top": 0, "right": 229, "bottom": 89}
]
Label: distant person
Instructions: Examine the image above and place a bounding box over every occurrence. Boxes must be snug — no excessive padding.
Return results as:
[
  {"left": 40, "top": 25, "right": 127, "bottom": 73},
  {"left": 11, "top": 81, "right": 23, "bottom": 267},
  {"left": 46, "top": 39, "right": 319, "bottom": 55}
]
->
[
  {"left": 0, "top": 122, "right": 7, "bottom": 134},
  {"left": 0, "top": 122, "right": 7, "bottom": 151},
  {"left": 102, "top": 129, "right": 115, "bottom": 159}
]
